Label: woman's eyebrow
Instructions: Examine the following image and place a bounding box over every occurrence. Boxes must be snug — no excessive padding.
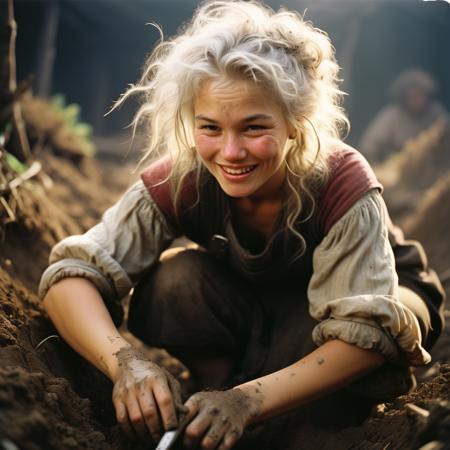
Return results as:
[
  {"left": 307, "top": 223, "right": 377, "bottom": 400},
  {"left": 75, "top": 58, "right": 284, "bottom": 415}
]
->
[
  {"left": 195, "top": 115, "right": 218, "bottom": 122},
  {"left": 242, "top": 114, "right": 273, "bottom": 122},
  {"left": 194, "top": 114, "right": 273, "bottom": 122}
]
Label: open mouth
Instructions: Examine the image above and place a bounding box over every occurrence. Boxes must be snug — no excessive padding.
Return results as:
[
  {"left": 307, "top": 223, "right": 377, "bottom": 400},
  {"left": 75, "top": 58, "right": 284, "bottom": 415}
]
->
[{"left": 220, "top": 164, "right": 257, "bottom": 175}]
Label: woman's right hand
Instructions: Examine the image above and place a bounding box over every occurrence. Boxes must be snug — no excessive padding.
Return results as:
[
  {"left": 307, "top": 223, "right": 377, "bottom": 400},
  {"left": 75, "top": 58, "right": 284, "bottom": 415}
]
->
[{"left": 112, "top": 346, "right": 188, "bottom": 443}]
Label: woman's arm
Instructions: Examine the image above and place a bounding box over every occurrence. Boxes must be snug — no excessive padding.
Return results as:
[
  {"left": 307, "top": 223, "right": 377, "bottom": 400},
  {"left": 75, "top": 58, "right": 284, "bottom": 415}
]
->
[
  {"left": 236, "top": 339, "right": 385, "bottom": 424},
  {"left": 43, "top": 277, "right": 129, "bottom": 380},
  {"left": 182, "top": 340, "right": 384, "bottom": 450},
  {"left": 43, "top": 277, "right": 186, "bottom": 442}
]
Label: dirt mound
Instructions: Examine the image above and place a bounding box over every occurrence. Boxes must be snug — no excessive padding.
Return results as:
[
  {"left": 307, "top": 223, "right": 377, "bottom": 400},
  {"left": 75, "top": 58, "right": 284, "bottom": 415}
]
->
[
  {"left": 404, "top": 170, "right": 450, "bottom": 279},
  {"left": 0, "top": 150, "right": 137, "bottom": 292},
  {"left": 376, "top": 119, "right": 450, "bottom": 225},
  {"left": 285, "top": 365, "right": 450, "bottom": 450},
  {"left": 401, "top": 171, "right": 450, "bottom": 366},
  {"left": 0, "top": 264, "right": 136, "bottom": 450}
]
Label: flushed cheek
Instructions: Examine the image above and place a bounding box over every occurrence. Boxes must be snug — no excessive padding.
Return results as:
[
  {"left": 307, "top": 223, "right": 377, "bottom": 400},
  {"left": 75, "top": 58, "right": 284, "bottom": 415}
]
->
[
  {"left": 194, "top": 135, "right": 218, "bottom": 162},
  {"left": 250, "top": 136, "right": 283, "bottom": 161}
]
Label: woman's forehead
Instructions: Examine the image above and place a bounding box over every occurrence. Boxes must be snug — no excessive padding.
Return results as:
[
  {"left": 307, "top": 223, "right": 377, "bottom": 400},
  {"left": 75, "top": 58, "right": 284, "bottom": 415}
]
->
[{"left": 194, "top": 78, "right": 281, "bottom": 113}]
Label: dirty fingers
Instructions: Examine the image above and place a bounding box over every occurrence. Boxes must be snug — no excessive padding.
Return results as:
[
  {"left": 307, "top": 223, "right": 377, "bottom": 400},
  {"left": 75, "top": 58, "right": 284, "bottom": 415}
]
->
[
  {"left": 183, "top": 388, "right": 262, "bottom": 450},
  {"left": 111, "top": 346, "right": 187, "bottom": 443}
]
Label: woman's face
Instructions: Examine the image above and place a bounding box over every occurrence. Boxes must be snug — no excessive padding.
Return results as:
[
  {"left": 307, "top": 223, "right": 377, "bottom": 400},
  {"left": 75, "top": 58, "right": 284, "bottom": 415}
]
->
[{"left": 193, "top": 78, "right": 293, "bottom": 199}]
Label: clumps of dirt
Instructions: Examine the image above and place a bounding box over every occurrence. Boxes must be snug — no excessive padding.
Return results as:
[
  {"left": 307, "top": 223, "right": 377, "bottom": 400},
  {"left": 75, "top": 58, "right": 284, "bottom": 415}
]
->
[
  {"left": 0, "top": 367, "right": 107, "bottom": 450},
  {"left": 284, "top": 365, "right": 450, "bottom": 450},
  {"left": 360, "top": 364, "right": 450, "bottom": 450},
  {"left": 0, "top": 266, "right": 109, "bottom": 450}
]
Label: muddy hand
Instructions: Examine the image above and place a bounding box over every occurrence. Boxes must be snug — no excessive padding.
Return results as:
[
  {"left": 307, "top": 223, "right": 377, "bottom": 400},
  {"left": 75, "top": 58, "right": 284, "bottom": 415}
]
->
[
  {"left": 183, "top": 388, "right": 262, "bottom": 450},
  {"left": 112, "top": 346, "right": 188, "bottom": 443}
]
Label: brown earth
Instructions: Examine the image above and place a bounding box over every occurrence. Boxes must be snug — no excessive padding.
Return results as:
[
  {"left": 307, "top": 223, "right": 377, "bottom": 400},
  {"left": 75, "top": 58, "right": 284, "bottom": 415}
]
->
[
  {"left": 376, "top": 118, "right": 450, "bottom": 227},
  {"left": 374, "top": 119, "right": 450, "bottom": 370},
  {"left": 0, "top": 128, "right": 449, "bottom": 449},
  {"left": 403, "top": 171, "right": 450, "bottom": 366}
]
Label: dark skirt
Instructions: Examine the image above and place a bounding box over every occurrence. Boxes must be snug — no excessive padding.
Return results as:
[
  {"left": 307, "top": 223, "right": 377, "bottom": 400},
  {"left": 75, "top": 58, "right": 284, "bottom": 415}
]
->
[{"left": 128, "top": 249, "right": 414, "bottom": 450}]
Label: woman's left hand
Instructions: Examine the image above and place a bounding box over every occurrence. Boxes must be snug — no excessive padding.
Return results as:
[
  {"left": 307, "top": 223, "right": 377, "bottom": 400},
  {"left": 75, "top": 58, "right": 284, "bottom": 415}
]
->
[{"left": 182, "top": 388, "right": 262, "bottom": 450}]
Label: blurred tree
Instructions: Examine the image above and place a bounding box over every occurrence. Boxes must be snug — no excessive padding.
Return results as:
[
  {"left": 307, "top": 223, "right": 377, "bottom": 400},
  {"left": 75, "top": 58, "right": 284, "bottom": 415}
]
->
[
  {"left": 0, "top": 0, "right": 30, "bottom": 161},
  {"left": 35, "top": 0, "right": 60, "bottom": 98}
]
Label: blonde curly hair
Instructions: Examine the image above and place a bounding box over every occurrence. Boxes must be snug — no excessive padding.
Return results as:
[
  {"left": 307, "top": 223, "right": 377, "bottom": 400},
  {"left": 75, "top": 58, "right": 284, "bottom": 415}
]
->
[{"left": 116, "top": 0, "right": 348, "bottom": 245}]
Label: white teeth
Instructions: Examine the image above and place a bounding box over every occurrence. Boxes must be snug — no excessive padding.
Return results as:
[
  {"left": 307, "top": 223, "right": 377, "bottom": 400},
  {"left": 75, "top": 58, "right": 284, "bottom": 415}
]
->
[{"left": 222, "top": 165, "right": 256, "bottom": 175}]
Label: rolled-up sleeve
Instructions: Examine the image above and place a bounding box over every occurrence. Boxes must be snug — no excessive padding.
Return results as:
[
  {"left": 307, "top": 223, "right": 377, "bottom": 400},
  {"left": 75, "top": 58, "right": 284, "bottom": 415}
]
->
[
  {"left": 308, "top": 189, "right": 431, "bottom": 366},
  {"left": 38, "top": 180, "right": 178, "bottom": 314}
]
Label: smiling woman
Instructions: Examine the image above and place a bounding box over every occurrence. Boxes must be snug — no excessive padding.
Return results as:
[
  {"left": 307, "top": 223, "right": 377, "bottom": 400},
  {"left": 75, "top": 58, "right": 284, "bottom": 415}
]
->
[
  {"left": 193, "top": 78, "right": 291, "bottom": 200},
  {"left": 38, "top": 1, "right": 445, "bottom": 450}
]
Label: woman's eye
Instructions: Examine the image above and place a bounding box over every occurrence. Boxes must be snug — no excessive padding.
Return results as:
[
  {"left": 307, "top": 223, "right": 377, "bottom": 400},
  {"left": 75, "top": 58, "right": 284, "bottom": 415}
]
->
[
  {"left": 246, "top": 125, "right": 266, "bottom": 131},
  {"left": 200, "top": 125, "right": 220, "bottom": 132}
]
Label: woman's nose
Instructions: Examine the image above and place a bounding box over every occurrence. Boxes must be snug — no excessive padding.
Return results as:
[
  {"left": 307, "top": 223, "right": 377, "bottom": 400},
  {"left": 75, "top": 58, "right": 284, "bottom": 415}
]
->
[{"left": 222, "top": 133, "right": 247, "bottom": 160}]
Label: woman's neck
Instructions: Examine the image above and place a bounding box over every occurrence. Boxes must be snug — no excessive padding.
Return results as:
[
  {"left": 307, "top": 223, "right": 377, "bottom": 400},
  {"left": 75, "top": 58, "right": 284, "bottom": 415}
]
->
[{"left": 230, "top": 194, "right": 284, "bottom": 251}]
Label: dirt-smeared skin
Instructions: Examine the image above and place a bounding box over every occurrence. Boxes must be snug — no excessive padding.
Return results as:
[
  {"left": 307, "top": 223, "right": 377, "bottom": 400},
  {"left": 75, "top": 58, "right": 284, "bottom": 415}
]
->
[
  {"left": 112, "top": 347, "right": 187, "bottom": 443},
  {"left": 183, "top": 388, "right": 264, "bottom": 450}
]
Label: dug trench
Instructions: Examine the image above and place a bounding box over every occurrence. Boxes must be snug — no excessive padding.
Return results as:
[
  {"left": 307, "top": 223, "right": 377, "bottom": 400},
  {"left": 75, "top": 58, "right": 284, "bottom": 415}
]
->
[{"left": 0, "top": 150, "right": 449, "bottom": 450}]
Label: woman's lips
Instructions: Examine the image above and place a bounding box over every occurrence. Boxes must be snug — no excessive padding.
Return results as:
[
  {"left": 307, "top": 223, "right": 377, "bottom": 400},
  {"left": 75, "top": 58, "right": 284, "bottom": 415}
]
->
[{"left": 219, "top": 164, "right": 257, "bottom": 177}]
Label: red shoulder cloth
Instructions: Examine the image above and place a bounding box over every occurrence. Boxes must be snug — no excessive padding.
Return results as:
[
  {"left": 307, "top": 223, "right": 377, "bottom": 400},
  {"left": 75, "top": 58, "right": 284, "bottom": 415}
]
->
[
  {"left": 319, "top": 144, "right": 382, "bottom": 234},
  {"left": 141, "top": 146, "right": 382, "bottom": 233},
  {"left": 141, "top": 156, "right": 196, "bottom": 229}
]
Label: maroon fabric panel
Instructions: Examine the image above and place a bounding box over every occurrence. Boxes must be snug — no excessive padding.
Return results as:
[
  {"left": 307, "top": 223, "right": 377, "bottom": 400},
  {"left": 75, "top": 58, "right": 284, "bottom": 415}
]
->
[
  {"left": 141, "top": 156, "right": 198, "bottom": 230},
  {"left": 319, "top": 146, "right": 383, "bottom": 234},
  {"left": 140, "top": 155, "right": 176, "bottom": 226}
]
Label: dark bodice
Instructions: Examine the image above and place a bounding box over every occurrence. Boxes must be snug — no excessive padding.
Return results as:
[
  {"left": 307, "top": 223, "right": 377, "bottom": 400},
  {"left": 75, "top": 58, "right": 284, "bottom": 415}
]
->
[{"left": 178, "top": 173, "right": 321, "bottom": 283}]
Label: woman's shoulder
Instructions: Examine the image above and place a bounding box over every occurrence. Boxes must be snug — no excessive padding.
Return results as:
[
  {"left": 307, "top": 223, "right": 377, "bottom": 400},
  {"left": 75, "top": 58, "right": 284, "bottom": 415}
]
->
[
  {"left": 140, "top": 156, "right": 201, "bottom": 228},
  {"left": 318, "top": 143, "right": 383, "bottom": 234}
]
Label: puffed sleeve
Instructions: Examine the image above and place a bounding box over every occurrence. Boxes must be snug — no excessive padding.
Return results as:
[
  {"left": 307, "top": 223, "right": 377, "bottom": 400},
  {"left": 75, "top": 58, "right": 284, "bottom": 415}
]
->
[
  {"left": 308, "top": 189, "right": 431, "bottom": 366},
  {"left": 38, "top": 180, "right": 179, "bottom": 323}
]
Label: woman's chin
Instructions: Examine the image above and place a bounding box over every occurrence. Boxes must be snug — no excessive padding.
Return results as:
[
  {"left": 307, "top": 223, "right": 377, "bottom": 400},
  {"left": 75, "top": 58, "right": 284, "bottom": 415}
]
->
[{"left": 218, "top": 181, "right": 256, "bottom": 198}]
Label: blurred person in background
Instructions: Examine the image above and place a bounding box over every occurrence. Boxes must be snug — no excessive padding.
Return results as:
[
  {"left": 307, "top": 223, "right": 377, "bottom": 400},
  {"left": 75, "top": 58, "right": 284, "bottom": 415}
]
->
[{"left": 360, "top": 68, "right": 449, "bottom": 164}]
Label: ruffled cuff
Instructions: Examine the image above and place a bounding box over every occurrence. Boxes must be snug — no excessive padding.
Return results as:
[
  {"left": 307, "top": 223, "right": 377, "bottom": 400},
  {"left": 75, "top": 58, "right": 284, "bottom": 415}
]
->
[
  {"left": 313, "top": 318, "right": 399, "bottom": 361},
  {"left": 45, "top": 234, "right": 133, "bottom": 298},
  {"left": 39, "top": 258, "right": 113, "bottom": 299},
  {"left": 38, "top": 258, "right": 126, "bottom": 326},
  {"left": 311, "top": 295, "right": 431, "bottom": 366}
]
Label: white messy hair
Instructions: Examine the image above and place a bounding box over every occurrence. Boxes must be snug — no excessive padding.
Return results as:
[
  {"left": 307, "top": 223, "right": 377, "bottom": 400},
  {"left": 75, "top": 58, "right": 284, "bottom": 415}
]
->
[{"left": 116, "top": 0, "right": 349, "bottom": 244}]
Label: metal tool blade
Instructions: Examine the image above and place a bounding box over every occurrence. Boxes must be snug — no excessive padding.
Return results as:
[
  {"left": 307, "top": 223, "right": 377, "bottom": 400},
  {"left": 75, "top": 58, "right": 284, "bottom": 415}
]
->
[
  {"left": 155, "top": 416, "right": 190, "bottom": 450},
  {"left": 155, "top": 430, "right": 178, "bottom": 450}
]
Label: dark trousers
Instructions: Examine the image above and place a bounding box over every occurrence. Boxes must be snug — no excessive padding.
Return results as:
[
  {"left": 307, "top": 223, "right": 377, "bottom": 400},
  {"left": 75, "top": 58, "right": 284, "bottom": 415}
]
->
[{"left": 128, "top": 250, "right": 413, "bottom": 449}]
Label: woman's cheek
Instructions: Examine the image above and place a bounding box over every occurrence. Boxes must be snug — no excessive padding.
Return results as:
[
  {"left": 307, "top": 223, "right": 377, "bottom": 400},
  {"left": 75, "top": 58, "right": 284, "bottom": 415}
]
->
[
  {"left": 251, "top": 135, "right": 283, "bottom": 161},
  {"left": 194, "top": 135, "right": 217, "bottom": 161}
]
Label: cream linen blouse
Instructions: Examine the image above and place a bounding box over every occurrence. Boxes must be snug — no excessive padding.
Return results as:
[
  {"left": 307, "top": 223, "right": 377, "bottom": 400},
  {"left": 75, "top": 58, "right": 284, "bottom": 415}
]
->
[{"left": 38, "top": 180, "right": 430, "bottom": 366}]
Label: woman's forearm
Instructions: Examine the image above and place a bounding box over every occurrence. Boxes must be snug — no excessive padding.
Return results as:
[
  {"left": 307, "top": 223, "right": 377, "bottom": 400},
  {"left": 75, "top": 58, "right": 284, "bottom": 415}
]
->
[
  {"left": 42, "top": 277, "right": 130, "bottom": 382},
  {"left": 236, "top": 339, "right": 386, "bottom": 425}
]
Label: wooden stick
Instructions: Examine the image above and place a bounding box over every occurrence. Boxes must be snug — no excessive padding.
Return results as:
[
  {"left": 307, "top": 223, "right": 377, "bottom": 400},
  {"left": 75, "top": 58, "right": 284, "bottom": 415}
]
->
[
  {"left": 0, "top": 195, "right": 15, "bottom": 221},
  {"left": 8, "top": 160, "right": 42, "bottom": 190}
]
